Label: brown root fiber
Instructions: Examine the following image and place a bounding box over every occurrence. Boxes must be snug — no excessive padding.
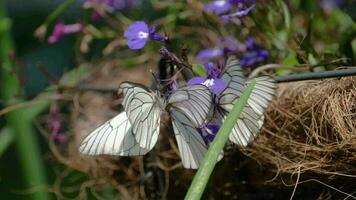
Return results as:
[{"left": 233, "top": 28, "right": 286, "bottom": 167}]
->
[{"left": 246, "top": 77, "right": 356, "bottom": 176}]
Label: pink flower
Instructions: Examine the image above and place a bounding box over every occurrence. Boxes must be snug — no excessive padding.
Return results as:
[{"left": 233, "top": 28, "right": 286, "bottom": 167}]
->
[{"left": 48, "top": 22, "right": 83, "bottom": 44}]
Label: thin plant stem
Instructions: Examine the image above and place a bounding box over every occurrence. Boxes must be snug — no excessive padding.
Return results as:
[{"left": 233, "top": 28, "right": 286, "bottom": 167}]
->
[
  {"left": 185, "top": 79, "right": 257, "bottom": 200},
  {"left": 0, "top": 2, "right": 50, "bottom": 200}
]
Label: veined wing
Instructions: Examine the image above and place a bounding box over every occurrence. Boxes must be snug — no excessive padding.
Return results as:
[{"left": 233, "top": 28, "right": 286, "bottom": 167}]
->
[
  {"left": 246, "top": 76, "right": 276, "bottom": 116},
  {"left": 167, "top": 85, "right": 213, "bottom": 169},
  {"left": 118, "top": 82, "right": 163, "bottom": 150},
  {"left": 218, "top": 56, "right": 246, "bottom": 108},
  {"left": 170, "top": 109, "right": 208, "bottom": 169},
  {"left": 217, "top": 57, "right": 276, "bottom": 146},
  {"left": 79, "top": 112, "right": 150, "bottom": 156},
  {"left": 216, "top": 106, "right": 262, "bottom": 146},
  {"left": 168, "top": 84, "right": 212, "bottom": 127}
]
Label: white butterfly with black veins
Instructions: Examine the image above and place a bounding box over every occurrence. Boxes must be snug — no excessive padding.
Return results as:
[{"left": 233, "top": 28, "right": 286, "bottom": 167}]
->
[
  {"left": 215, "top": 57, "right": 276, "bottom": 146},
  {"left": 79, "top": 82, "right": 212, "bottom": 169}
]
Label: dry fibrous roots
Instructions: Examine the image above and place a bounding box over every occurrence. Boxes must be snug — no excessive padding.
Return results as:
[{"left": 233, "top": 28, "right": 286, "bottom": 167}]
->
[
  {"left": 50, "top": 74, "right": 355, "bottom": 199},
  {"left": 247, "top": 77, "right": 356, "bottom": 177}
]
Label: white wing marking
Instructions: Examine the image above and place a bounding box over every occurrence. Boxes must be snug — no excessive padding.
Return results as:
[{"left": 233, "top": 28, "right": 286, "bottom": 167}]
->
[
  {"left": 118, "top": 82, "right": 162, "bottom": 150},
  {"left": 79, "top": 112, "right": 151, "bottom": 156}
]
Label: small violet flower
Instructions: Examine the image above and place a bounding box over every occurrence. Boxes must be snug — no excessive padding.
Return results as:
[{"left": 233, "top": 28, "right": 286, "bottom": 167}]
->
[
  {"left": 204, "top": 0, "right": 255, "bottom": 21},
  {"left": 240, "top": 37, "right": 269, "bottom": 67},
  {"left": 124, "top": 21, "right": 167, "bottom": 50},
  {"left": 198, "top": 123, "right": 220, "bottom": 145},
  {"left": 48, "top": 22, "right": 83, "bottom": 44},
  {"left": 188, "top": 62, "right": 226, "bottom": 95},
  {"left": 197, "top": 36, "right": 243, "bottom": 62}
]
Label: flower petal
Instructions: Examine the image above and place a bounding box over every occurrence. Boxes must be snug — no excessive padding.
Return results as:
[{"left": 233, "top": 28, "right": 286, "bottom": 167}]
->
[
  {"left": 221, "top": 3, "right": 255, "bottom": 19},
  {"left": 124, "top": 21, "right": 149, "bottom": 50},
  {"left": 197, "top": 48, "right": 224, "bottom": 62},
  {"left": 187, "top": 77, "right": 208, "bottom": 86},
  {"left": 210, "top": 78, "right": 226, "bottom": 95},
  {"left": 204, "top": 62, "right": 221, "bottom": 79}
]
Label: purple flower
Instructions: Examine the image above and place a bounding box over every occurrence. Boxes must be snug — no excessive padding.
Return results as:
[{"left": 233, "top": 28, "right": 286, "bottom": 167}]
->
[
  {"left": 203, "top": 0, "right": 255, "bottom": 21},
  {"left": 188, "top": 63, "right": 226, "bottom": 95},
  {"left": 197, "top": 48, "right": 224, "bottom": 62},
  {"left": 124, "top": 21, "right": 167, "bottom": 50},
  {"left": 198, "top": 123, "right": 220, "bottom": 145},
  {"left": 197, "top": 37, "right": 243, "bottom": 62},
  {"left": 204, "top": 0, "right": 232, "bottom": 15},
  {"left": 48, "top": 22, "right": 83, "bottom": 44},
  {"left": 240, "top": 37, "right": 269, "bottom": 67},
  {"left": 221, "top": 3, "right": 255, "bottom": 20}
]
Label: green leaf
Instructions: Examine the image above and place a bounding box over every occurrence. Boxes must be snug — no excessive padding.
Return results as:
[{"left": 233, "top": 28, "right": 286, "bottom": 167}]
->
[
  {"left": 277, "top": 0, "right": 291, "bottom": 31},
  {"left": 277, "top": 52, "right": 299, "bottom": 76},
  {"left": 192, "top": 64, "right": 207, "bottom": 77}
]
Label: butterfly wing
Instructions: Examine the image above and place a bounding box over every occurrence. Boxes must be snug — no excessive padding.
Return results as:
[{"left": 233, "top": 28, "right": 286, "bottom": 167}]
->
[
  {"left": 79, "top": 112, "right": 150, "bottom": 156},
  {"left": 170, "top": 110, "right": 208, "bottom": 169},
  {"left": 168, "top": 85, "right": 213, "bottom": 169},
  {"left": 118, "top": 82, "right": 163, "bottom": 150},
  {"left": 217, "top": 57, "right": 276, "bottom": 146},
  {"left": 168, "top": 85, "right": 212, "bottom": 126}
]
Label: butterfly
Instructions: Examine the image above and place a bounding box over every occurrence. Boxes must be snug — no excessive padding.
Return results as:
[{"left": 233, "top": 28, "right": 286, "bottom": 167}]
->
[
  {"left": 214, "top": 57, "right": 276, "bottom": 146},
  {"left": 79, "top": 82, "right": 213, "bottom": 169}
]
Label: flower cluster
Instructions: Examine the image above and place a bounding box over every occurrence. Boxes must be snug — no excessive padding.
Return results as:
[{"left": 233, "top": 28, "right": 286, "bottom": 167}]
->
[
  {"left": 204, "top": 0, "right": 256, "bottom": 21},
  {"left": 239, "top": 37, "right": 269, "bottom": 67},
  {"left": 197, "top": 36, "right": 268, "bottom": 67},
  {"left": 124, "top": 21, "right": 167, "bottom": 50}
]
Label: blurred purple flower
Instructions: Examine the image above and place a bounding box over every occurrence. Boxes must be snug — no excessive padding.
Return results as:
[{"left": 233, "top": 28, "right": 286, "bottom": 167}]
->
[
  {"left": 188, "top": 62, "right": 225, "bottom": 95},
  {"left": 204, "top": 0, "right": 255, "bottom": 21},
  {"left": 197, "top": 48, "right": 224, "bottom": 62},
  {"left": 318, "top": 0, "right": 343, "bottom": 10},
  {"left": 124, "top": 21, "right": 167, "bottom": 50},
  {"left": 48, "top": 22, "right": 83, "bottom": 44},
  {"left": 198, "top": 123, "right": 220, "bottom": 145},
  {"left": 240, "top": 37, "right": 269, "bottom": 67},
  {"left": 48, "top": 103, "right": 66, "bottom": 143},
  {"left": 221, "top": 3, "right": 255, "bottom": 20},
  {"left": 204, "top": 0, "right": 232, "bottom": 15},
  {"left": 197, "top": 36, "right": 243, "bottom": 62}
]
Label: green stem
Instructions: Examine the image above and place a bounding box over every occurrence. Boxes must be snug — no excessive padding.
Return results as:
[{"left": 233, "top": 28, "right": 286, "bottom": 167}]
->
[
  {"left": 44, "top": 0, "right": 76, "bottom": 25},
  {"left": 0, "top": 2, "right": 50, "bottom": 200},
  {"left": 0, "top": 126, "right": 15, "bottom": 158},
  {"left": 185, "top": 79, "right": 257, "bottom": 200}
]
